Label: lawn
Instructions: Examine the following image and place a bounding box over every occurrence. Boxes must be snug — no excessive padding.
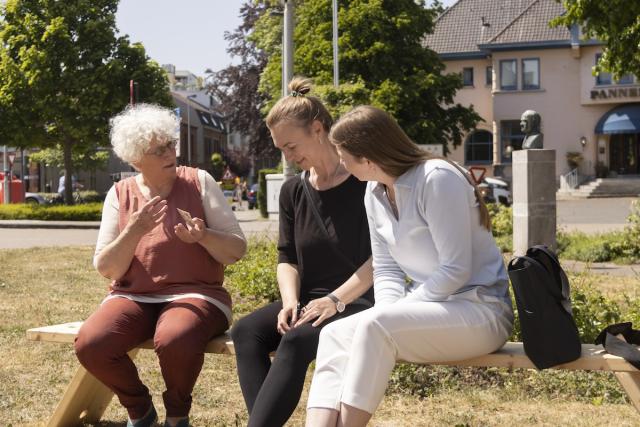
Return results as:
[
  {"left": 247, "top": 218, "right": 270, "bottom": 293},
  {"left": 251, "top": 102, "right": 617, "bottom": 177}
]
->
[{"left": 1, "top": 244, "right": 639, "bottom": 426}]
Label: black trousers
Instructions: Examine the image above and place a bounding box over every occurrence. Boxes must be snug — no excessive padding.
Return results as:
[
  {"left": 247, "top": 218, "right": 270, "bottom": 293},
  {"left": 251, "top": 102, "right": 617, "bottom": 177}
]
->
[{"left": 231, "top": 300, "right": 367, "bottom": 427}]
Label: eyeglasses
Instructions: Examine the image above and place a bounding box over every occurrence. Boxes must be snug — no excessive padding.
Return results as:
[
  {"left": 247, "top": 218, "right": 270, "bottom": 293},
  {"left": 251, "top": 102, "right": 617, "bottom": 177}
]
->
[{"left": 145, "top": 140, "right": 178, "bottom": 157}]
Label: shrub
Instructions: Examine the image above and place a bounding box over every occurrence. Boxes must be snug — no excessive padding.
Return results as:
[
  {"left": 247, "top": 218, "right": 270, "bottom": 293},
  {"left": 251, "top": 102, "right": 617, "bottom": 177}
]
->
[
  {"left": 0, "top": 203, "right": 103, "bottom": 221},
  {"left": 225, "top": 238, "right": 279, "bottom": 308}
]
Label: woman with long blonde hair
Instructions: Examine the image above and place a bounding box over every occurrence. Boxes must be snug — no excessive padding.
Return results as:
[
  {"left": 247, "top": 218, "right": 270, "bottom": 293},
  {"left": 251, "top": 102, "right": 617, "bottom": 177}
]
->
[{"left": 305, "top": 106, "right": 513, "bottom": 426}]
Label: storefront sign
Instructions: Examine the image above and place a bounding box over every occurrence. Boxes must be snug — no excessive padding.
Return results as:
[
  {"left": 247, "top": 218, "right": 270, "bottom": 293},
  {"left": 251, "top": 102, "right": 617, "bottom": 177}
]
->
[{"left": 590, "top": 87, "right": 640, "bottom": 100}]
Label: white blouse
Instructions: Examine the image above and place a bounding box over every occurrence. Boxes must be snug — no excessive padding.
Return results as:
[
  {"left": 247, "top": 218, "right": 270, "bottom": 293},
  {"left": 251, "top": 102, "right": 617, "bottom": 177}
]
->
[{"left": 365, "top": 159, "right": 510, "bottom": 309}]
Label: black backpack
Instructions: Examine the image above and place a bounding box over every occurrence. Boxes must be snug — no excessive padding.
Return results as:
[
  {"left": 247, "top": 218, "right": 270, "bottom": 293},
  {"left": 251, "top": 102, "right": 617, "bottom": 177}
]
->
[{"left": 507, "top": 245, "right": 582, "bottom": 369}]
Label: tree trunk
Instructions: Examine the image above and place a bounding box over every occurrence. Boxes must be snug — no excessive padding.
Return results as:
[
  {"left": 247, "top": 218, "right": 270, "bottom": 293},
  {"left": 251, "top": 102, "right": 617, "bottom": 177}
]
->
[{"left": 63, "top": 138, "right": 74, "bottom": 205}]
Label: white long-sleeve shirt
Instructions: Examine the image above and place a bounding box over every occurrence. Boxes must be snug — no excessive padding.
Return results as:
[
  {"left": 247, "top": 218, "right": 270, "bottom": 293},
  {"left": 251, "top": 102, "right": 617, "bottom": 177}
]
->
[{"left": 365, "top": 159, "right": 511, "bottom": 308}]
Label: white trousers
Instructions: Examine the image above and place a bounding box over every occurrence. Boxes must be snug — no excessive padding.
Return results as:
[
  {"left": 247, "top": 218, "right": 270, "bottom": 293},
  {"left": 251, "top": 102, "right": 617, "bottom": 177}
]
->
[{"left": 307, "top": 298, "right": 512, "bottom": 414}]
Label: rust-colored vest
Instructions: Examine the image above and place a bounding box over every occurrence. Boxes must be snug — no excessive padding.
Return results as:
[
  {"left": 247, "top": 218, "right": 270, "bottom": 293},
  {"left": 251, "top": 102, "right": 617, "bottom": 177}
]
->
[{"left": 109, "top": 166, "right": 231, "bottom": 308}]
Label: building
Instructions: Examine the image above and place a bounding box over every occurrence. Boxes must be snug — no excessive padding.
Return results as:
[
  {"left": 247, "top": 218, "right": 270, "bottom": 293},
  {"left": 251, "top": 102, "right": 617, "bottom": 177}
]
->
[
  {"left": 173, "top": 90, "right": 227, "bottom": 171},
  {"left": 163, "top": 64, "right": 203, "bottom": 91},
  {"left": 424, "top": 0, "right": 640, "bottom": 183}
]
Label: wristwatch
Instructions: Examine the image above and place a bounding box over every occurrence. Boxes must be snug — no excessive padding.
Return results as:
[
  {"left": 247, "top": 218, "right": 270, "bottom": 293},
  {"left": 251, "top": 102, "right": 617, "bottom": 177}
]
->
[{"left": 327, "top": 293, "right": 346, "bottom": 313}]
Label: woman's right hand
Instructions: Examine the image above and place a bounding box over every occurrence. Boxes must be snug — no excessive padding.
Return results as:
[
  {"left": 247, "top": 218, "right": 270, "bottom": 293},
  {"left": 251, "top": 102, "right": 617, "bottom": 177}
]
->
[
  {"left": 276, "top": 301, "right": 299, "bottom": 335},
  {"left": 125, "top": 196, "right": 168, "bottom": 236}
]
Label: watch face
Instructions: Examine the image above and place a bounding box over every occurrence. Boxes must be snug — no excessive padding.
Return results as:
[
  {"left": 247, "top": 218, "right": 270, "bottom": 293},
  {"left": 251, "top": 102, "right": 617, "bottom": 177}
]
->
[{"left": 336, "top": 301, "right": 346, "bottom": 313}]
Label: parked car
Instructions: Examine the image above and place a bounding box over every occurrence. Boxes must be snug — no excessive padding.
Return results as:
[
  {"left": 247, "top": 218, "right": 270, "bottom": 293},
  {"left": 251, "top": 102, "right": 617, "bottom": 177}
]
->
[
  {"left": 478, "top": 176, "right": 512, "bottom": 206},
  {"left": 247, "top": 183, "right": 259, "bottom": 210},
  {"left": 24, "top": 192, "right": 46, "bottom": 205}
]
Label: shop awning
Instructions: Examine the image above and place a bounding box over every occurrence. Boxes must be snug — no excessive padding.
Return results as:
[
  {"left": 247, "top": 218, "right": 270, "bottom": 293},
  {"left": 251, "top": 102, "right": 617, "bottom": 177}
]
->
[{"left": 595, "top": 104, "right": 640, "bottom": 134}]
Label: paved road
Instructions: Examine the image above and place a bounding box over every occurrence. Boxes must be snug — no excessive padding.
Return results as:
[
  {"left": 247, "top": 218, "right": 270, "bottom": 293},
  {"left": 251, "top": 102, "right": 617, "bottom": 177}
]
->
[
  {"left": 0, "top": 197, "right": 636, "bottom": 249},
  {"left": 557, "top": 197, "right": 636, "bottom": 234}
]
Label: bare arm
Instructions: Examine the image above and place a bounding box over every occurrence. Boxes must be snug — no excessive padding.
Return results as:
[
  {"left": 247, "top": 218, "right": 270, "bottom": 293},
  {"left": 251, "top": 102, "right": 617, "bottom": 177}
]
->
[{"left": 276, "top": 262, "right": 301, "bottom": 334}]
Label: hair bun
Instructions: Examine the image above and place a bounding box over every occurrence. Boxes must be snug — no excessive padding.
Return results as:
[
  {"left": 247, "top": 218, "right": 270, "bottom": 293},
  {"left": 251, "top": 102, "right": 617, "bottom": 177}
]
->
[{"left": 288, "top": 76, "right": 313, "bottom": 96}]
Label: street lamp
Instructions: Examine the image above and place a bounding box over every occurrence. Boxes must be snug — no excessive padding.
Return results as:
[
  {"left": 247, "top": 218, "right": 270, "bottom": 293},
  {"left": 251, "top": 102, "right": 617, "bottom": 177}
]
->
[
  {"left": 186, "top": 94, "right": 197, "bottom": 165},
  {"left": 332, "top": 0, "right": 338, "bottom": 87},
  {"left": 280, "top": 0, "right": 296, "bottom": 180}
]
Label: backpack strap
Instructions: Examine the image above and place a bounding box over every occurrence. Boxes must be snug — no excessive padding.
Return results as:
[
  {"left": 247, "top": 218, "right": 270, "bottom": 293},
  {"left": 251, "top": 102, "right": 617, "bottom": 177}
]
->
[{"left": 596, "top": 322, "right": 640, "bottom": 370}]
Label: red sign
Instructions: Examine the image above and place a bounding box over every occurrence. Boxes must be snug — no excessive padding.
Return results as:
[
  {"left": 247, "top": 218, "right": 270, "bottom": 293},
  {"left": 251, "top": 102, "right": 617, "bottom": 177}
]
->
[{"left": 468, "top": 166, "right": 486, "bottom": 184}]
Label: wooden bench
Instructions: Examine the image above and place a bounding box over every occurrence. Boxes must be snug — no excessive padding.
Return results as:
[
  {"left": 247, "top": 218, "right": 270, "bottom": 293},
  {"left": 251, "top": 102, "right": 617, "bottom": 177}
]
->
[{"left": 28, "top": 322, "right": 640, "bottom": 426}]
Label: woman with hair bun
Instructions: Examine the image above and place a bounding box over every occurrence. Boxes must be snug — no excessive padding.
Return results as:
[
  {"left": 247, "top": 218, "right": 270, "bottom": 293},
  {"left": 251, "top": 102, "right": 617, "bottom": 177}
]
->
[
  {"left": 230, "top": 78, "right": 374, "bottom": 427},
  {"left": 305, "top": 105, "right": 514, "bottom": 426}
]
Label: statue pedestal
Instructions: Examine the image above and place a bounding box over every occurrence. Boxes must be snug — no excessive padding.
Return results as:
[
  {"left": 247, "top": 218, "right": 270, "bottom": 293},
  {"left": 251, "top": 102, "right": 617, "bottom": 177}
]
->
[{"left": 512, "top": 149, "right": 556, "bottom": 256}]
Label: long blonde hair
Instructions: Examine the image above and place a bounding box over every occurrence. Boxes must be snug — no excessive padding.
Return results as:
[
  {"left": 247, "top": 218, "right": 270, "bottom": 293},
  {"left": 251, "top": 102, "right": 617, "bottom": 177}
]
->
[
  {"left": 330, "top": 106, "right": 491, "bottom": 230},
  {"left": 266, "top": 77, "right": 333, "bottom": 132}
]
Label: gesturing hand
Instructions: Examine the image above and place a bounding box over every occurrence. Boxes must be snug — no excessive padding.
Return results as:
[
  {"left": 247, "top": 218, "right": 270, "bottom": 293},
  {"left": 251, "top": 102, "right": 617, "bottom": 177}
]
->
[
  {"left": 294, "top": 296, "right": 336, "bottom": 328},
  {"left": 174, "top": 217, "right": 206, "bottom": 244},
  {"left": 126, "top": 196, "right": 167, "bottom": 236}
]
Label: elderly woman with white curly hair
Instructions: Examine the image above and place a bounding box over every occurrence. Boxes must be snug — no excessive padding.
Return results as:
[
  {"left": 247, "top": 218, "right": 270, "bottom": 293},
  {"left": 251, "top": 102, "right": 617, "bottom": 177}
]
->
[{"left": 74, "top": 103, "right": 247, "bottom": 427}]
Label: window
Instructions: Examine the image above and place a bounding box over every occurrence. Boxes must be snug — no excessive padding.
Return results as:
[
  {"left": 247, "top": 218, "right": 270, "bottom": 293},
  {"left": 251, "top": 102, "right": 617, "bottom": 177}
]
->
[
  {"left": 500, "top": 120, "right": 525, "bottom": 163},
  {"left": 595, "top": 54, "right": 612, "bottom": 85},
  {"left": 462, "top": 67, "right": 474, "bottom": 86},
  {"left": 617, "top": 74, "right": 635, "bottom": 85},
  {"left": 500, "top": 60, "right": 517, "bottom": 90},
  {"left": 465, "top": 130, "right": 493, "bottom": 164},
  {"left": 486, "top": 66, "right": 493, "bottom": 86},
  {"left": 522, "top": 58, "right": 540, "bottom": 90}
]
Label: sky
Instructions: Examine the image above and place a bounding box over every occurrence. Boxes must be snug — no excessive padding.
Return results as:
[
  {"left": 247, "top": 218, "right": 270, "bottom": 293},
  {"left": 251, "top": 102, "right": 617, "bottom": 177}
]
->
[{"left": 115, "top": 0, "right": 457, "bottom": 78}]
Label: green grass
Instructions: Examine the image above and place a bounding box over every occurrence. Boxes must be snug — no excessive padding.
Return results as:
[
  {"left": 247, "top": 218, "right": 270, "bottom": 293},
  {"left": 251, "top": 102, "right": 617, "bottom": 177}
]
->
[{"left": 2, "top": 243, "right": 640, "bottom": 425}]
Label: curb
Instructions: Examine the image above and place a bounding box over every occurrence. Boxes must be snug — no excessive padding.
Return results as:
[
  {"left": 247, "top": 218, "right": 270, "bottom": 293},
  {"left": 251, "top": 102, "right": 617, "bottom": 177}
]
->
[{"left": 0, "top": 220, "right": 100, "bottom": 229}]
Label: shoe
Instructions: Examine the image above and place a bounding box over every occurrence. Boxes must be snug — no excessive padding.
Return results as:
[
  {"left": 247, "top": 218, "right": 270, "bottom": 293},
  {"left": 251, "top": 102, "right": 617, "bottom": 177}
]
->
[
  {"left": 127, "top": 404, "right": 158, "bottom": 427},
  {"left": 164, "top": 417, "right": 189, "bottom": 427}
]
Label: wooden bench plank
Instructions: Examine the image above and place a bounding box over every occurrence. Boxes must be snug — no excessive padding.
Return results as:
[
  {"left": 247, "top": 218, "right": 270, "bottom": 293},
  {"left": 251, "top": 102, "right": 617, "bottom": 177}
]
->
[
  {"left": 26, "top": 322, "right": 235, "bottom": 355},
  {"left": 27, "top": 322, "right": 639, "bottom": 372}
]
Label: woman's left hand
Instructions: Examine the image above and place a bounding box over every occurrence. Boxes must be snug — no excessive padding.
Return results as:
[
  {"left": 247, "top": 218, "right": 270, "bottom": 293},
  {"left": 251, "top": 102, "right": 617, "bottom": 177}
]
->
[
  {"left": 174, "top": 217, "right": 206, "bottom": 244},
  {"left": 294, "top": 296, "right": 337, "bottom": 327}
]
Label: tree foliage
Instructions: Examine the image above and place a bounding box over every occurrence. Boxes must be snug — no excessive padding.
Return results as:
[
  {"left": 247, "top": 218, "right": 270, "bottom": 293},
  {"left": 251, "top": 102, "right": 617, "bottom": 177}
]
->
[
  {"left": 552, "top": 0, "right": 640, "bottom": 78},
  {"left": 0, "top": 0, "right": 173, "bottom": 203},
  {"left": 29, "top": 145, "right": 110, "bottom": 172},
  {"left": 206, "top": 2, "right": 279, "bottom": 159},
  {"left": 254, "top": 0, "right": 480, "bottom": 153}
]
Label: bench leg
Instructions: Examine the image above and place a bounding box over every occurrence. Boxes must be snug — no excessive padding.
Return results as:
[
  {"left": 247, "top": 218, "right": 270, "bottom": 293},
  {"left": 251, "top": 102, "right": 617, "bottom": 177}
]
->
[
  {"left": 615, "top": 371, "right": 640, "bottom": 414},
  {"left": 46, "top": 349, "right": 140, "bottom": 427}
]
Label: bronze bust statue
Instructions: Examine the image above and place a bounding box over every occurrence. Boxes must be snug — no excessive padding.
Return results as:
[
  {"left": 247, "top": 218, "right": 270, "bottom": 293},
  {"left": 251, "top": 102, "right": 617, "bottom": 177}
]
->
[{"left": 520, "top": 110, "right": 543, "bottom": 149}]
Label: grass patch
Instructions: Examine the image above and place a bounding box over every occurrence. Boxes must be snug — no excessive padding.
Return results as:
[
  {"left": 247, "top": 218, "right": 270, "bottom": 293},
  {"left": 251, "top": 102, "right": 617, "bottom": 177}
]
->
[{"left": 2, "top": 243, "right": 639, "bottom": 425}]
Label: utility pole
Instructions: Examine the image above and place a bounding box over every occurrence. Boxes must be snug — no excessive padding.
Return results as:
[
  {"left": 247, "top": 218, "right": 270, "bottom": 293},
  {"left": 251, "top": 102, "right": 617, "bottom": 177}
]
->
[
  {"left": 332, "top": 0, "right": 339, "bottom": 87},
  {"left": 3, "top": 145, "right": 10, "bottom": 203},
  {"left": 281, "top": 0, "right": 296, "bottom": 180},
  {"left": 187, "top": 94, "right": 197, "bottom": 166}
]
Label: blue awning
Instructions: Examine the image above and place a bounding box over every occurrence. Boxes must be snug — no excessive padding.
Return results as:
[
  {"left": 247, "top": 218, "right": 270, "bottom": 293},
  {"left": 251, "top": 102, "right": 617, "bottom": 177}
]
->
[{"left": 595, "top": 104, "right": 640, "bottom": 134}]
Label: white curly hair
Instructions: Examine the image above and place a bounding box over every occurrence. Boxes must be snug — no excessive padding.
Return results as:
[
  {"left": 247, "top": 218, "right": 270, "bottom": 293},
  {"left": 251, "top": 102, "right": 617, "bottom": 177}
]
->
[{"left": 110, "top": 103, "right": 180, "bottom": 164}]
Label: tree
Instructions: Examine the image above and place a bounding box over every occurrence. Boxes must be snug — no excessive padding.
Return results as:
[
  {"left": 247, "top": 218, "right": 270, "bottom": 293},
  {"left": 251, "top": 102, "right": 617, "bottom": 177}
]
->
[
  {"left": 0, "top": 0, "right": 173, "bottom": 204},
  {"left": 206, "top": 1, "right": 279, "bottom": 160},
  {"left": 552, "top": 1, "right": 640, "bottom": 79},
  {"left": 210, "top": 152, "right": 226, "bottom": 181},
  {"left": 253, "top": 0, "right": 480, "bottom": 153}
]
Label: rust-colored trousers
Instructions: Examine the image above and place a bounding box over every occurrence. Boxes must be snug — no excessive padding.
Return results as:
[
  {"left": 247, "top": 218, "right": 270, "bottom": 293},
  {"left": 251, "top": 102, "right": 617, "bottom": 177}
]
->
[{"left": 74, "top": 297, "right": 228, "bottom": 419}]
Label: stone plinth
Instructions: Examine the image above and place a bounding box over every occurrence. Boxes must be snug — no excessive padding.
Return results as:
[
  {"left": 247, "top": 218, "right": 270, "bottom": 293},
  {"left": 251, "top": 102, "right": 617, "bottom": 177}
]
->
[{"left": 512, "top": 149, "right": 556, "bottom": 256}]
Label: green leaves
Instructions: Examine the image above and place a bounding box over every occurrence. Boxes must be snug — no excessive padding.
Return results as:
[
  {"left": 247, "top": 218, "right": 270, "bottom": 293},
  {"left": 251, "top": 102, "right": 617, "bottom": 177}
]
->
[
  {"left": 255, "top": 0, "right": 480, "bottom": 153},
  {"left": 553, "top": 0, "right": 640, "bottom": 79}
]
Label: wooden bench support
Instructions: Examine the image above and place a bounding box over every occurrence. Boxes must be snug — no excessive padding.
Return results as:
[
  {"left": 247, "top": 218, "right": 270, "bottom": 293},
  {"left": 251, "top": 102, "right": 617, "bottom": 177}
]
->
[{"left": 27, "top": 322, "right": 640, "bottom": 427}]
